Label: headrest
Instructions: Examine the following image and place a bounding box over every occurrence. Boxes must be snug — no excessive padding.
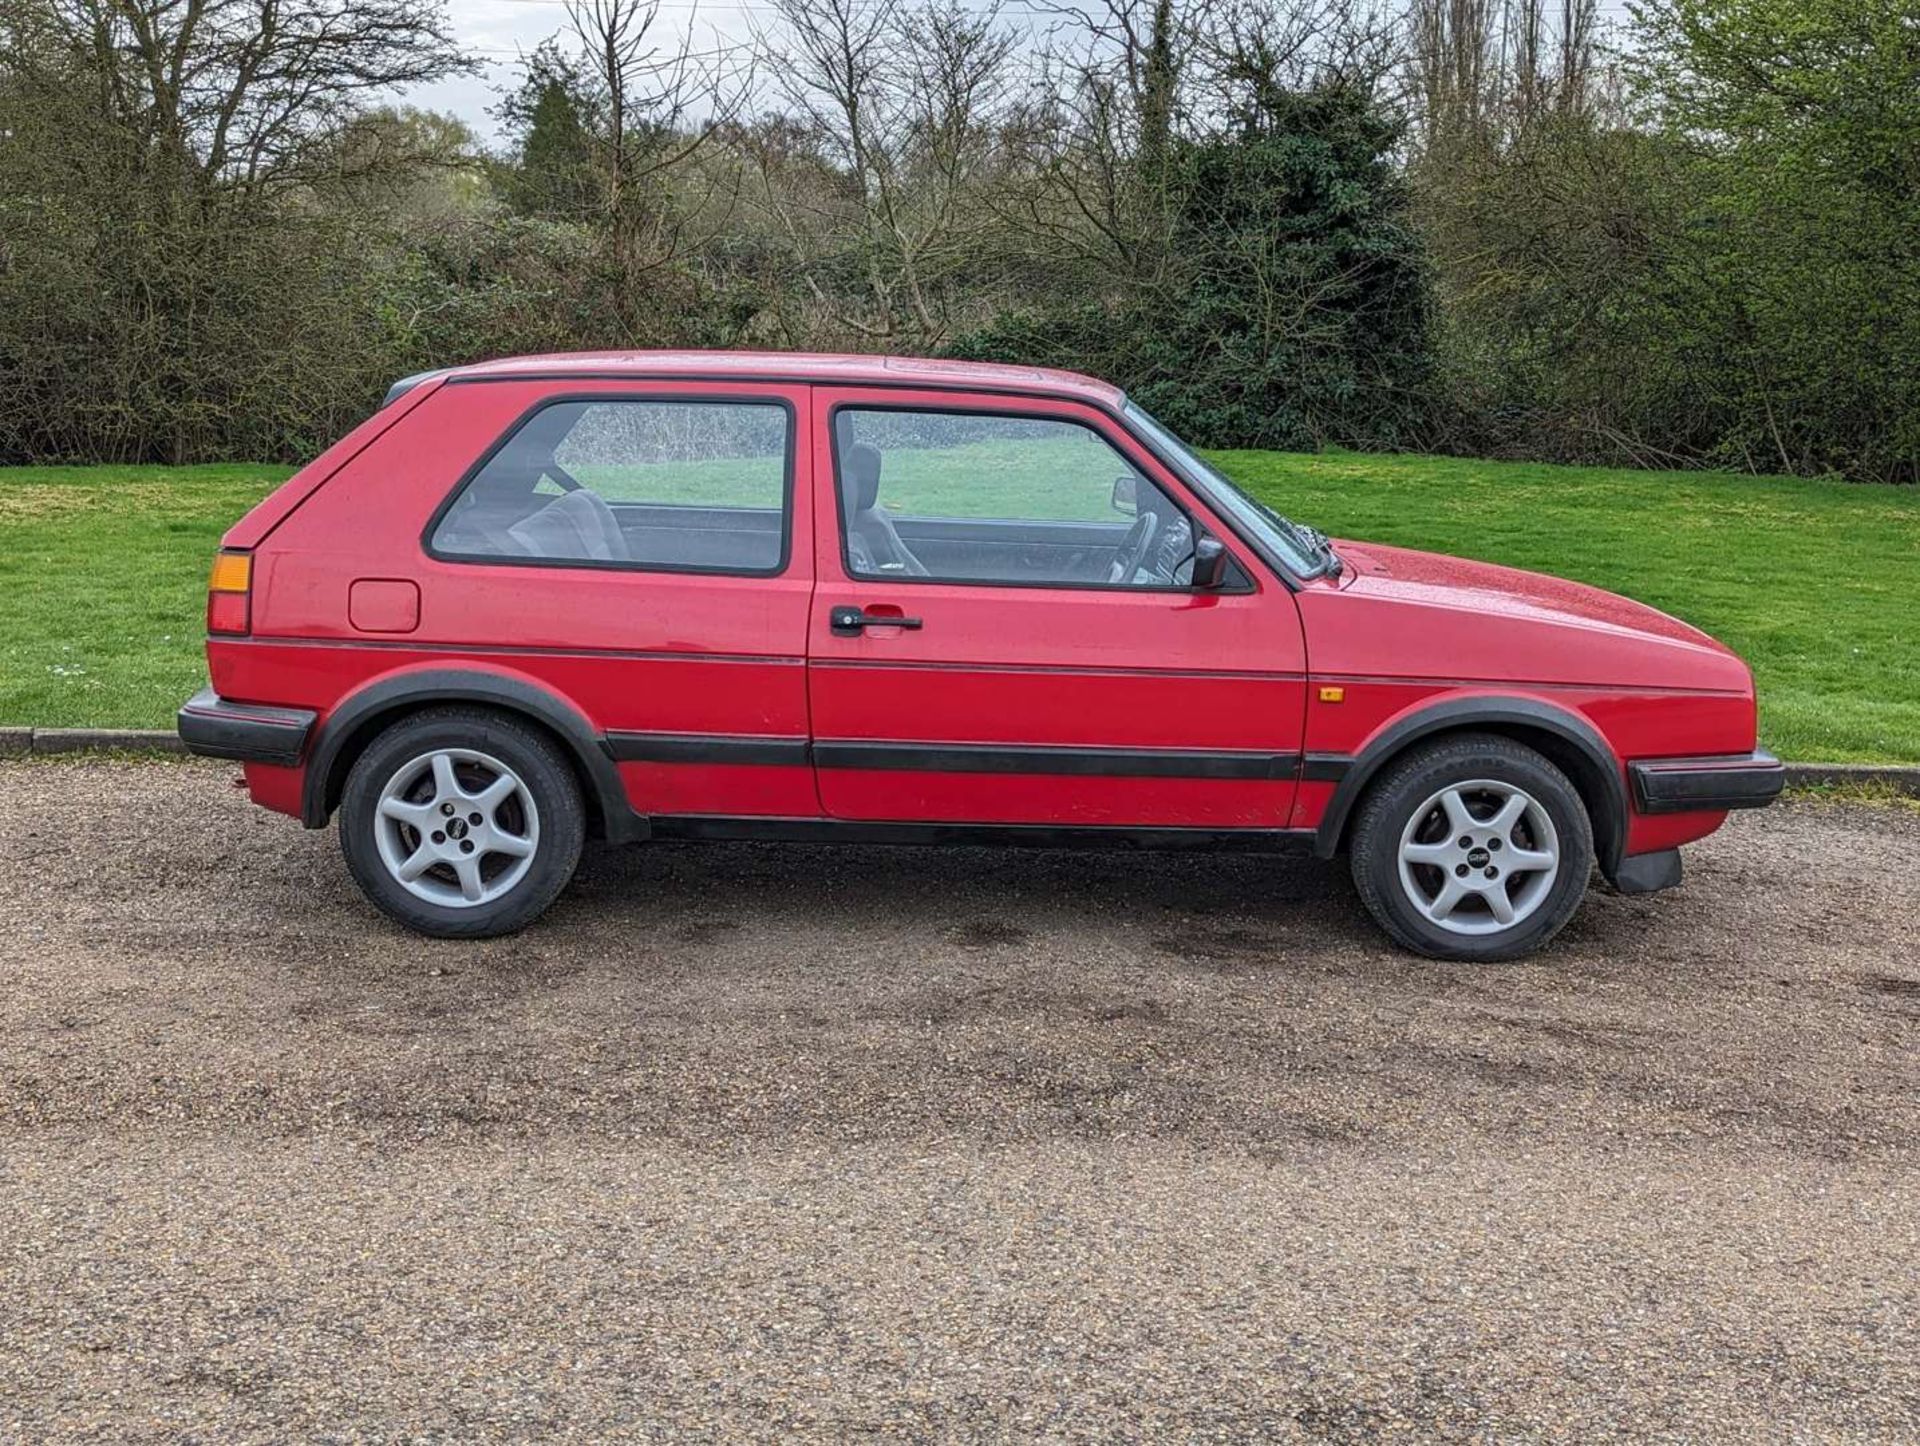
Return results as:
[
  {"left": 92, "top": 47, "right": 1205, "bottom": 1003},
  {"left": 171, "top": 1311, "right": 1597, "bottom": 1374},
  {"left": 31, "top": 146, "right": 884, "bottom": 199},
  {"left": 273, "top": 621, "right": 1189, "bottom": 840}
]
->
[{"left": 843, "top": 442, "right": 882, "bottom": 511}]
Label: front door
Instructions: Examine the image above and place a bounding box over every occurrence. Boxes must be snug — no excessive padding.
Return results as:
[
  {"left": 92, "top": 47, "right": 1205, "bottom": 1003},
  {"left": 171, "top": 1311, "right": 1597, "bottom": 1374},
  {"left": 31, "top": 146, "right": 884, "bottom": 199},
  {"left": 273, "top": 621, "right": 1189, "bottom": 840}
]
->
[{"left": 806, "top": 388, "right": 1308, "bottom": 829}]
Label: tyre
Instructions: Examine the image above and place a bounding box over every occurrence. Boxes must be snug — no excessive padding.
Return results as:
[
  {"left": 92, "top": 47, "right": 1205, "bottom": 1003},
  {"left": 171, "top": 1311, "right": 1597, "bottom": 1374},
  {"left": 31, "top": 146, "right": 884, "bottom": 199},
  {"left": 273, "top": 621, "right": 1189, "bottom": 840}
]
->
[
  {"left": 337, "top": 707, "right": 585, "bottom": 939},
  {"left": 1349, "top": 733, "right": 1594, "bottom": 962}
]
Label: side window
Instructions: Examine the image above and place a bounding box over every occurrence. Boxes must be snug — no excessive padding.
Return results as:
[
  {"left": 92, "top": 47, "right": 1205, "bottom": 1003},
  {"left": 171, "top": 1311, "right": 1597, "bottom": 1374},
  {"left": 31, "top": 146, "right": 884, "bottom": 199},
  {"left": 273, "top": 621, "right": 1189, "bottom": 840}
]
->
[
  {"left": 834, "top": 408, "right": 1197, "bottom": 588},
  {"left": 430, "top": 399, "right": 790, "bottom": 574}
]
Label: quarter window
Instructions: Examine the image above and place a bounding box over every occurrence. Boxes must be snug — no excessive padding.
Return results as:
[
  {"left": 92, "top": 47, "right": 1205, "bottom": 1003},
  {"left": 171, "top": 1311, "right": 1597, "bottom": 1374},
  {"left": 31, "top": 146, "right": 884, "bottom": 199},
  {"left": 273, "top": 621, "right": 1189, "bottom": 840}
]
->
[
  {"left": 833, "top": 409, "right": 1197, "bottom": 588},
  {"left": 431, "top": 399, "right": 789, "bottom": 574}
]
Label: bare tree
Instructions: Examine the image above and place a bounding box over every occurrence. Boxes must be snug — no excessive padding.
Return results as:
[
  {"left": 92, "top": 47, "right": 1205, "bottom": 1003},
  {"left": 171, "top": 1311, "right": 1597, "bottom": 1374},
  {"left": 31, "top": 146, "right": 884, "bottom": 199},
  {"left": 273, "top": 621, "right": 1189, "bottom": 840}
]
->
[
  {"left": 566, "top": 0, "right": 749, "bottom": 282},
  {"left": 1009, "top": 0, "right": 1398, "bottom": 296},
  {"left": 0, "top": 0, "right": 473, "bottom": 463},
  {"left": 752, "top": 0, "right": 1020, "bottom": 343},
  {"left": 894, "top": 0, "right": 1021, "bottom": 321},
  {"left": 1555, "top": 0, "right": 1597, "bottom": 116},
  {"left": 3, "top": 0, "right": 469, "bottom": 204},
  {"left": 1410, "top": 0, "right": 1494, "bottom": 153},
  {"left": 754, "top": 0, "right": 909, "bottom": 335},
  {"left": 1032, "top": 0, "right": 1188, "bottom": 161},
  {"left": 1409, "top": 0, "right": 1603, "bottom": 155}
]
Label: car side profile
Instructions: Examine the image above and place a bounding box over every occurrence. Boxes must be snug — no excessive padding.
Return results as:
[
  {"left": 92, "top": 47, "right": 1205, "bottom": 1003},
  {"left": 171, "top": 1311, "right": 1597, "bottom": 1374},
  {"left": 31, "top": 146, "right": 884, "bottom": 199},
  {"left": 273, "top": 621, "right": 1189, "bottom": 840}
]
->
[{"left": 178, "top": 351, "right": 1783, "bottom": 960}]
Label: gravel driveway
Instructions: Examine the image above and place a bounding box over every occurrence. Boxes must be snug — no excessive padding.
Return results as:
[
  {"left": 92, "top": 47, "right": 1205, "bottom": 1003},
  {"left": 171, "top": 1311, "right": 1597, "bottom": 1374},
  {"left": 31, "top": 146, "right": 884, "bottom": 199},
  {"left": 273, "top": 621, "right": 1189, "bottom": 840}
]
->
[{"left": 1, "top": 758, "right": 1916, "bottom": 1442}]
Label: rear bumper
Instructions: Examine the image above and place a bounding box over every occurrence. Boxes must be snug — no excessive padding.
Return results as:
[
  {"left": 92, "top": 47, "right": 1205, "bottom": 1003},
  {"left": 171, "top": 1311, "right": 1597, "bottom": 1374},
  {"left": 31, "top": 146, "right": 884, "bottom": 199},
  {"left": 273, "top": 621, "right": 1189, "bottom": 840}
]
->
[
  {"left": 177, "top": 687, "right": 316, "bottom": 766},
  {"left": 1629, "top": 749, "right": 1786, "bottom": 814}
]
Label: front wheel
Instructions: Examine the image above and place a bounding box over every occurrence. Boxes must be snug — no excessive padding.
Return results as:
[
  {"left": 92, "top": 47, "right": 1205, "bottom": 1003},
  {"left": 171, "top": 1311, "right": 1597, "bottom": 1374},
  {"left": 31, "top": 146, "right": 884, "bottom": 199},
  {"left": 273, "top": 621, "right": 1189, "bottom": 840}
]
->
[
  {"left": 338, "top": 707, "right": 585, "bottom": 939},
  {"left": 1349, "top": 734, "right": 1594, "bottom": 962}
]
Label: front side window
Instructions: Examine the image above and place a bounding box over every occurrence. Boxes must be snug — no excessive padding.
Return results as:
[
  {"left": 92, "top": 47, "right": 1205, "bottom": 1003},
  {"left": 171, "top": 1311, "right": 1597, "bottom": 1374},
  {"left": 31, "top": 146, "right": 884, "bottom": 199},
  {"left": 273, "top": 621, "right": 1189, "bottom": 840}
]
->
[
  {"left": 1122, "top": 402, "right": 1331, "bottom": 578},
  {"left": 430, "top": 398, "right": 790, "bottom": 574},
  {"left": 833, "top": 408, "right": 1197, "bottom": 588}
]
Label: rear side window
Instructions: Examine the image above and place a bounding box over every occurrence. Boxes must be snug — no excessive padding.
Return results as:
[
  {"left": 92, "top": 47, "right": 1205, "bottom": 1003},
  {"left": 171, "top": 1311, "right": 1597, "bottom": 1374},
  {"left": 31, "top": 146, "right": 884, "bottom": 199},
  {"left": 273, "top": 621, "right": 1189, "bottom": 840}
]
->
[{"left": 429, "top": 398, "right": 791, "bottom": 575}]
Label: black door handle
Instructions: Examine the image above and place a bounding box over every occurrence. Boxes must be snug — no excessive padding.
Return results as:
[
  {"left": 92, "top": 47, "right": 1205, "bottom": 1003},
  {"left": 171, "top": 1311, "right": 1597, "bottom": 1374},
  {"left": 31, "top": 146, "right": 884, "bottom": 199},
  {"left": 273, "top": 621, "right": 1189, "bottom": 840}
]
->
[{"left": 830, "top": 605, "right": 924, "bottom": 637}]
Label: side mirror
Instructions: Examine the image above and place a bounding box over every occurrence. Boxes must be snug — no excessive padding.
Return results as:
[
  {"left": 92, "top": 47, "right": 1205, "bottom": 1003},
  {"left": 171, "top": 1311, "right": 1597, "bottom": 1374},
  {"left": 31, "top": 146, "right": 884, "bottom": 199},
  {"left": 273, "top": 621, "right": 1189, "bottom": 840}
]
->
[
  {"left": 1191, "top": 534, "right": 1230, "bottom": 590},
  {"left": 1110, "top": 474, "right": 1138, "bottom": 516}
]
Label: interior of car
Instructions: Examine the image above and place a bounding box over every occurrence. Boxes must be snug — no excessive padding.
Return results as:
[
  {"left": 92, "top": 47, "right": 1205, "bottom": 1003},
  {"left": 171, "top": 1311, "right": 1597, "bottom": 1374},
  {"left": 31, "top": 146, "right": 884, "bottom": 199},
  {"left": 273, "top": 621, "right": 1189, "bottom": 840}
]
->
[
  {"left": 431, "top": 399, "right": 1200, "bottom": 586},
  {"left": 840, "top": 457, "right": 1195, "bottom": 588},
  {"left": 834, "top": 420, "right": 1198, "bottom": 588},
  {"left": 430, "top": 401, "right": 786, "bottom": 572}
]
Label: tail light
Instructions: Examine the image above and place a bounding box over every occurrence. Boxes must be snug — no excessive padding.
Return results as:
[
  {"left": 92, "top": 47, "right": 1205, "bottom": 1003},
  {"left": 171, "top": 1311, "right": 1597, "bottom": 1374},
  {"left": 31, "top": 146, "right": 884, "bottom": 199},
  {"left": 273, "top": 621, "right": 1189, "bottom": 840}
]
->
[{"left": 207, "top": 549, "right": 252, "bottom": 635}]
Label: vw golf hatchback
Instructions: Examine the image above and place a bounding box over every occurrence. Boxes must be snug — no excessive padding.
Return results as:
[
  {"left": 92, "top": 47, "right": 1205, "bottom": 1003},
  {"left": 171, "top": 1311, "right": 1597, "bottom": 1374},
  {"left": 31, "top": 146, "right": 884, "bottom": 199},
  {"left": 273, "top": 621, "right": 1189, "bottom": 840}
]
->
[{"left": 179, "top": 352, "right": 1783, "bottom": 960}]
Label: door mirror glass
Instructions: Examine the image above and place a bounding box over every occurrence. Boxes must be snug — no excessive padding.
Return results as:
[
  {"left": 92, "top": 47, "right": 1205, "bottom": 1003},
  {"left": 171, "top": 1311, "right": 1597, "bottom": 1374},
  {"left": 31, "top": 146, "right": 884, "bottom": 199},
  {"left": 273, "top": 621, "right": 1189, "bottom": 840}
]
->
[
  {"left": 1191, "top": 534, "right": 1230, "bottom": 590},
  {"left": 1110, "top": 474, "right": 1138, "bottom": 516}
]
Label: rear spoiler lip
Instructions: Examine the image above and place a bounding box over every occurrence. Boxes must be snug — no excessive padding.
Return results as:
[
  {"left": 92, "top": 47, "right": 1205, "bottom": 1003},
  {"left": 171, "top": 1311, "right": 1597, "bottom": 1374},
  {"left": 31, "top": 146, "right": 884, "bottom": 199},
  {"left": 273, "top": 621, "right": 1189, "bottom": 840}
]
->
[{"left": 382, "top": 368, "right": 450, "bottom": 409}]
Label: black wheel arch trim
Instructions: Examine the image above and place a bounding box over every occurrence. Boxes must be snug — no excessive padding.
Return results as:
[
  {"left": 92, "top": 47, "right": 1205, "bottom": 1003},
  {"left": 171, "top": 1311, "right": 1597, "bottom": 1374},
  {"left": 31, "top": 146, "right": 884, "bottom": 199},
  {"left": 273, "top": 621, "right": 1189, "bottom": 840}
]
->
[
  {"left": 1312, "top": 696, "right": 1629, "bottom": 874},
  {"left": 298, "top": 669, "right": 647, "bottom": 843}
]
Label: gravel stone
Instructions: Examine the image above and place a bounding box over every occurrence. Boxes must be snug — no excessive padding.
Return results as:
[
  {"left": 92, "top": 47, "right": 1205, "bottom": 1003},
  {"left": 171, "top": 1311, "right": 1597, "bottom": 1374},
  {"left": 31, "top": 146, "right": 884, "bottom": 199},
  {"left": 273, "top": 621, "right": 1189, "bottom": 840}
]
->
[{"left": 1, "top": 759, "right": 1915, "bottom": 1442}]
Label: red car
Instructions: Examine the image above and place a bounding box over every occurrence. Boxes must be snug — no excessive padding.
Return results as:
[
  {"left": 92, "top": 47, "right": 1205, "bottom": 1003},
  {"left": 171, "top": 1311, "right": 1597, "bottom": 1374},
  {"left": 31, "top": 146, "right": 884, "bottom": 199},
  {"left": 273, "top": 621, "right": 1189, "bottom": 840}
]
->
[{"left": 178, "top": 352, "right": 1782, "bottom": 960}]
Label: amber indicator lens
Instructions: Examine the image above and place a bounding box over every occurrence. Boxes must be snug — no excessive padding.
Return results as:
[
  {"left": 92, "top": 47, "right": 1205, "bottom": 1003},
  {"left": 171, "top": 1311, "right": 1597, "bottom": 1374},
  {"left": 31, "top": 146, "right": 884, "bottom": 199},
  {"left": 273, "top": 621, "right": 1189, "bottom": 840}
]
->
[{"left": 209, "top": 551, "right": 252, "bottom": 593}]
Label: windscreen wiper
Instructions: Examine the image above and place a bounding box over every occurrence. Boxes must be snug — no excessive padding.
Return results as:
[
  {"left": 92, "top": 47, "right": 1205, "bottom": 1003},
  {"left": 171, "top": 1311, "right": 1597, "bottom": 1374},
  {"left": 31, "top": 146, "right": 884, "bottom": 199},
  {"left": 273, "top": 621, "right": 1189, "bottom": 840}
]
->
[{"left": 1290, "top": 521, "right": 1342, "bottom": 576}]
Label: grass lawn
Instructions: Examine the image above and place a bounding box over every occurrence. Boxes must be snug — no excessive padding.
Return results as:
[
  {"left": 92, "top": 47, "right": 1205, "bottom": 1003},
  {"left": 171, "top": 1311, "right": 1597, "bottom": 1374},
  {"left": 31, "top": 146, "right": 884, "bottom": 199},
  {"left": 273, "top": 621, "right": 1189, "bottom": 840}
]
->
[
  {"left": 0, "top": 465, "right": 293, "bottom": 732},
  {"left": 1233, "top": 450, "right": 1920, "bottom": 764},
  {"left": 1, "top": 450, "right": 1914, "bottom": 762}
]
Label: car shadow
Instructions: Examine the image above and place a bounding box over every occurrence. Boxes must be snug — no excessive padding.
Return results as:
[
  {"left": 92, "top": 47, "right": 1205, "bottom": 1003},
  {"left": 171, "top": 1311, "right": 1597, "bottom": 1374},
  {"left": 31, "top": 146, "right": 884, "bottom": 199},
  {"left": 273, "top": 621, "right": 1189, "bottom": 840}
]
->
[{"left": 564, "top": 835, "right": 1370, "bottom": 947}]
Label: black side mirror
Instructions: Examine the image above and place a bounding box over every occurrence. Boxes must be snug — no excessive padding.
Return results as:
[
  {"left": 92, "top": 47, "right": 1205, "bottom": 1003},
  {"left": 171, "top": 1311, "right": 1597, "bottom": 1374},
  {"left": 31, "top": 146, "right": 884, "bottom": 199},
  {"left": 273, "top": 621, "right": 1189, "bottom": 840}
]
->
[
  {"left": 1110, "top": 475, "right": 1138, "bottom": 516},
  {"left": 1191, "top": 534, "right": 1229, "bottom": 590}
]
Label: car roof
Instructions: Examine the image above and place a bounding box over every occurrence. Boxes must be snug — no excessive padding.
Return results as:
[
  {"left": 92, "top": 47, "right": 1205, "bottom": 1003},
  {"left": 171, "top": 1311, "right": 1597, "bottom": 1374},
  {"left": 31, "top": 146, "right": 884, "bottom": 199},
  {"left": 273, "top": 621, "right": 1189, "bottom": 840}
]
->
[{"left": 437, "top": 350, "right": 1126, "bottom": 409}]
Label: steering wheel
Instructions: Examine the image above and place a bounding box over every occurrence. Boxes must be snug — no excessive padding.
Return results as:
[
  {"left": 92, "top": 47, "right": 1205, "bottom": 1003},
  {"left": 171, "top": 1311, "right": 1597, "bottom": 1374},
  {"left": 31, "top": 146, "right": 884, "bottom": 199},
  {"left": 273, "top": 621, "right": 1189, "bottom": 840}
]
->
[
  {"left": 1148, "top": 514, "right": 1195, "bottom": 585},
  {"left": 1107, "top": 511, "right": 1160, "bottom": 585}
]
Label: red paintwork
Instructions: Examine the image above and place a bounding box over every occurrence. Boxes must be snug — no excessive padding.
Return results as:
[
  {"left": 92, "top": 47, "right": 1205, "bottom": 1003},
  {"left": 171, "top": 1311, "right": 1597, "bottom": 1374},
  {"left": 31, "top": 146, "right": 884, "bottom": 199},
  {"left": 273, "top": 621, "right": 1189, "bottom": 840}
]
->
[
  {"left": 209, "top": 351, "right": 1761, "bottom": 862},
  {"left": 805, "top": 386, "right": 1306, "bottom": 826},
  {"left": 226, "top": 377, "right": 819, "bottom": 818},
  {"left": 1322, "top": 541, "right": 1749, "bottom": 690},
  {"left": 346, "top": 579, "right": 420, "bottom": 633},
  {"left": 1293, "top": 540, "right": 1754, "bottom": 853}
]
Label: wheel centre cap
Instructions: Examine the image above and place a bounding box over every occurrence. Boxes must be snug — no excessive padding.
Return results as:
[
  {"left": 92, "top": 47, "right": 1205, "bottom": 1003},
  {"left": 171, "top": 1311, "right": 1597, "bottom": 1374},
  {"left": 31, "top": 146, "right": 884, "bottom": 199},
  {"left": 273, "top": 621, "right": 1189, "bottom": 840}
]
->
[
  {"left": 1467, "top": 846, "right": 1490, "bottom": 868},
  {"left": 446, "top": 818, "right": 469, "bottom": 840}
]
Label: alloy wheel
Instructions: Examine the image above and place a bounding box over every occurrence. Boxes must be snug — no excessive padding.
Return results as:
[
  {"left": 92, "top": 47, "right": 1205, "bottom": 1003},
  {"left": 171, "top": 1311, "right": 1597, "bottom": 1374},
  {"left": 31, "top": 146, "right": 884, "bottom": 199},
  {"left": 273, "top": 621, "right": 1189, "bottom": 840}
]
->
[
  {"left": 372, "top": 748, "right": 541, "bottom": 908},
  {"left": 1395, "top": 778, "right": 1560, "bottom": 936}
]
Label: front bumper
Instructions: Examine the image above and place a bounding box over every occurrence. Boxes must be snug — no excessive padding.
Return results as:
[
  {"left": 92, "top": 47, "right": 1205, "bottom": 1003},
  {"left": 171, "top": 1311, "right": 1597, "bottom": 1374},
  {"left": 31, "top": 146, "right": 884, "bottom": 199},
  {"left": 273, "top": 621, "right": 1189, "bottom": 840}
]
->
[
  {"left": 1629, "top": 749, "right": 1786, "bottom": 814},
  {"left": 177, "top": 687, "right": 316, "bottom": 766}
]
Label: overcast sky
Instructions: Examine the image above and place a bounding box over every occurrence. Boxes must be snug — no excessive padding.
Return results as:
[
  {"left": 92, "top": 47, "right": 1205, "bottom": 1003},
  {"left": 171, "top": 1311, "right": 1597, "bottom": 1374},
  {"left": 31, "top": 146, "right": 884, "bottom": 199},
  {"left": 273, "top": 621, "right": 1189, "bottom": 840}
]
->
[
  {"left": 394, "top": 0, "right": 761, "bottom": 146},
  {"left": 403, "top": 0, "right": 1632, "bottom": 148}
]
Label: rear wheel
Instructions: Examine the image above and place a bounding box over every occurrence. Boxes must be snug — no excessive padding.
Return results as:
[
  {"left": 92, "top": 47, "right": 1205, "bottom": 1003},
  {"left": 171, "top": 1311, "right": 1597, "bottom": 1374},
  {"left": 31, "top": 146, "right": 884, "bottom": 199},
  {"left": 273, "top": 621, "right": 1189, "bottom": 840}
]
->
[
  {"left": 338, "top": 707, "right": 584, "bottom": 939},
  {"left": 1349, "top": 734, "right": 1593, "bottom": 961}
]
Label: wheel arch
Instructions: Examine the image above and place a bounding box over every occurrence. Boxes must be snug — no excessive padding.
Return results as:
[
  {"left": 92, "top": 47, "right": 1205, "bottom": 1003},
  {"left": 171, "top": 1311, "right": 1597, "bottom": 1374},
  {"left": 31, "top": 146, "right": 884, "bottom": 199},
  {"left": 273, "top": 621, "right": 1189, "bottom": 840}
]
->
[
  {"left": 300, "top": 666, "right": 644, "bottom": 843},
  {"left": 1314, "top": 696, "right": 1628, "bottom": 874}
]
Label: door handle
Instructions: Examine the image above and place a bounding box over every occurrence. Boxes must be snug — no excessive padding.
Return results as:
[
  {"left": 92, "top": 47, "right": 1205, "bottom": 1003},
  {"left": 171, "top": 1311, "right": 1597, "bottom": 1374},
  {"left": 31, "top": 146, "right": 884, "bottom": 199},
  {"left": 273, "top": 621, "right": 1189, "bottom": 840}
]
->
[{"left": 830, "top": 605, "right": 924, "bottom": 637}]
